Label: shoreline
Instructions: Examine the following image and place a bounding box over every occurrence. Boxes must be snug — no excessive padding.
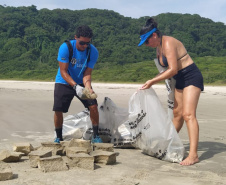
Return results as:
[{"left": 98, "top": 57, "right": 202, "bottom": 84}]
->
[{"left": 0, "top": 80, "right": 226, "bottom": 92}]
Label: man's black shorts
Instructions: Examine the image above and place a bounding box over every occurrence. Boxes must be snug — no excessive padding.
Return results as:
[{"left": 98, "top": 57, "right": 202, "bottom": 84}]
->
[{"left": 53, "top": 83, "right": 97, "bottom": 113}]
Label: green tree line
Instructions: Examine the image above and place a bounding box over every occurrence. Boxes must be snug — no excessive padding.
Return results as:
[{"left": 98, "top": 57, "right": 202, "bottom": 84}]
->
[{"left": 0, "top": 5, "right": 225, "bottom": 84}]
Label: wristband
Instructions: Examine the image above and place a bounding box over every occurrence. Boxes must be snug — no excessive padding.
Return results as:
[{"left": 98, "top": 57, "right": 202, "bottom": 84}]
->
[{"left": 73, "top": 84, "right": 77, "bottom": 90}]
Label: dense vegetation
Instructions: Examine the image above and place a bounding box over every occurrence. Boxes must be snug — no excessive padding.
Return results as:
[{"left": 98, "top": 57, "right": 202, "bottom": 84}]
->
[{"left": 0, "top": 5, "right": 225, "bottom": 84}]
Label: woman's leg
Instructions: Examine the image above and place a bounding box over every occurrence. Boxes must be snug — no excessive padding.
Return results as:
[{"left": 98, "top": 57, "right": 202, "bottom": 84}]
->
[
  {"left": 173, "top": 88, "right": 184, "bottom": 132},
  {"left": 180, "top": 85, "right": 201, "bottom": 165}
]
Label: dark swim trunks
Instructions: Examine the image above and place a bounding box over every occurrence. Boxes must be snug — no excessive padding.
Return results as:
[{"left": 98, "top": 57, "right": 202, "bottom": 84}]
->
[
  {"left": 53, "top": 83, "right": 97, "bottom": 113},
  {"left": 173, "top": 63, "right": 204, "bottom": 91}
]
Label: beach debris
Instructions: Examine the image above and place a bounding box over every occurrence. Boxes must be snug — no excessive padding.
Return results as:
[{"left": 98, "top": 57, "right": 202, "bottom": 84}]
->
[
  {"left": 66, "top": 147, "right": 90, "bottom": 156},
  {"left": 61, "top": 140, "right": 70, "bottom": 147},
  {"left": 39, "top": 142, "right": 64, "bottom": 156},
  {"left": 64, "top": 139, "right": 92, "bottom": 155},
  {"left": 68, "top": 138, "right": 92, "bottom": 149},
  {"left": 41, "top": 142, "right": 62, "bottom": 148},
  {"left": 13, "top": 142, "right": 34, "bottom": 155},
  {"left": 37, "top": 140, "right": 119, "bottom": 171},
  {"left": 67, "top": 153, "right": 94, "bottom": 170},
  {"left": 0, "top": 161, "right": 13, "bottom": 181},
  {"left": 61, "top": 140, "right": 71, "bottom": 155},
  {"left": 93, "top": 143, "right": 114, "bottom": 152},
  {"left": 0, "top": 150, "right": 23, "bottom": 162},
  {"left": 81, "top": 87, "right": 98, "bottom": 100},
  {"left": 0, "top": 139, "right": 120, "bottom": 175},
  {"left": 90, "top": 150, "right": 119, "bottom": 165},
  {"left": 38, "top": 156, "right": 68, "bottom": 172},
  {"left": 28, "top": 150, "right": 52, "bottom": 168}
]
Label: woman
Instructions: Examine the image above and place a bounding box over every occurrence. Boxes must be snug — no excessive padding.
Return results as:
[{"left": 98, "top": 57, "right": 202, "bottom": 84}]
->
[{"left": 138, "top": 18, "right": 204, "bottom": 166}]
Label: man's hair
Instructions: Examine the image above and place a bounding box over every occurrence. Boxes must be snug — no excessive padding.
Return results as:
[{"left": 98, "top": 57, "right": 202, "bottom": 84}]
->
[{"left": 76, "top": 25, "right": 93, "bottom": 38}]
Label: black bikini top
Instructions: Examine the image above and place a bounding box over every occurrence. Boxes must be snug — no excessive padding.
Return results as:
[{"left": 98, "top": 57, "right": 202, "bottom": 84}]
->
[{"left": 158, "top": 53, "right": 188, "bottom": 67}]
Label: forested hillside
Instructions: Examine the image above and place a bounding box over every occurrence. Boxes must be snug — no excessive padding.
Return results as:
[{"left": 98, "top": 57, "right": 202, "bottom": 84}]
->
[{"left": 0, "top": 5, "right": 225, "bottom": 84}]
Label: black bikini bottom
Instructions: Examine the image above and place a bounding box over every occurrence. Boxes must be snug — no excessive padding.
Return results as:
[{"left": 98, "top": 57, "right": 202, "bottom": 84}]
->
[{"left": 173, "top": 63, "right": 204, "bottom": 91}]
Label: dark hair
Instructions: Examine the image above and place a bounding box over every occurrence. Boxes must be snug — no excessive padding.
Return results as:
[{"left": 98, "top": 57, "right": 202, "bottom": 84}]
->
[
  {"left": 76, "top": 25, "right": 93, "bottom": 38},
  {"left": 140, "top": 18, "right": 162, "bottom": 37}
]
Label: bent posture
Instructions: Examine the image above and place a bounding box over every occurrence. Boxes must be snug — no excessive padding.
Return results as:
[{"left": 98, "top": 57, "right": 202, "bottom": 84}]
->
[
  {"left": 138, "top": 18, "right": 203, "bottom": 165},
  {"left": 53, "top": 25, "right": 102, "bottom": 143}
]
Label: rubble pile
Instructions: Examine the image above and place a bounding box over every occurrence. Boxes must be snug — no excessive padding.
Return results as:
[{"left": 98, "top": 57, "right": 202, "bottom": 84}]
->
[{"left": 0, "top": 139, "right": 119, "bottom": 181}]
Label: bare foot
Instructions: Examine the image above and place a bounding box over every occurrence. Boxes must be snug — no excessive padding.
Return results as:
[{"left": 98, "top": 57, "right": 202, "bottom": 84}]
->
[{"left": 180, "top": 155, "right": 199, "bottom": 166}]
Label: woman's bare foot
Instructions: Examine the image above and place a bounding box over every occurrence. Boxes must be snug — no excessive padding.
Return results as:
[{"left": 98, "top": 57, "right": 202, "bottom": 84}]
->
[{"left": 180, "top": 155, "right": 199, "bottom": 166}]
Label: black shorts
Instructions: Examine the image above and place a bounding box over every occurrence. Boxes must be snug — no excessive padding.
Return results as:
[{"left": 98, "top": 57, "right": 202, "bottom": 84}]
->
[
  {"left": 173, "top": 63, "right": 204, "bottom": 91},
  {"left": 53, "top": 83, "right": 98, "bottom": 113}
]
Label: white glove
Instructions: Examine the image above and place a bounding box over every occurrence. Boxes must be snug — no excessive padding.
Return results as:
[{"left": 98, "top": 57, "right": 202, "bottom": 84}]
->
[
  {"left": 73, "top": 84, "right": 84, "bottom": 99},
  {"left": 73, "top": 84, "right": 97, "bottom": 100}
]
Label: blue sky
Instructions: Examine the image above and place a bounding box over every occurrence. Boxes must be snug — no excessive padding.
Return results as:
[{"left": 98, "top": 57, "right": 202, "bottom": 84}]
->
[{"left": 1, "top": 0, "right": 226, "bottom": 24}]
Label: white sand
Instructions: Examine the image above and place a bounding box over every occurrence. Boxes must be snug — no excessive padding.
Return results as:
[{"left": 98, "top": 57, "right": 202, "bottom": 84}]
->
[{"left": 0, "top": 80, "right": 226, "bottom": 185}]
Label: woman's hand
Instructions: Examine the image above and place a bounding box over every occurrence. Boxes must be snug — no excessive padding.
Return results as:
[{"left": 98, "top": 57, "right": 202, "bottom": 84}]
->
[{"left": 139, "top": 80, "right": 153, "bottom": 90}]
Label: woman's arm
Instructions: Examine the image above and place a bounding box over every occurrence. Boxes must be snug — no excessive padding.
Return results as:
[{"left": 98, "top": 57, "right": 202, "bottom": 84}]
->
[{"left": 140, "top": 38, "right": 178, "bottom": 89}]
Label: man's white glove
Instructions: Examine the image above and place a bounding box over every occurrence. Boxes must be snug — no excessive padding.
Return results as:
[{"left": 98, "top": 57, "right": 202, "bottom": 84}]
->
[
  {"left": 73, "top": 84, "right": 97, "bottom": 100},
  {"left": 73, "top": 84, "right": 84, "bottom": 99}
]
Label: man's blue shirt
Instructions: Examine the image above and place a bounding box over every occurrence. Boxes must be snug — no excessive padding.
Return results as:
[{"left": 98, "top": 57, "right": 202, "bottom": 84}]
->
[{"left": 55, "top": 40, "right": 98, "bottom": 85}]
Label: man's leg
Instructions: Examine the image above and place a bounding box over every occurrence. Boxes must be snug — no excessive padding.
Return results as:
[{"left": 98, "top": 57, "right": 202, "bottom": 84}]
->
[
  {"left": 54, "top": 111, "right": 64, "bottom": 141},
  {"left": 53, "top": 83, "right": 74, "bottom": 143},
  {"left": 89, "top": 104, "right": 102, "bottom": 142},
  {"left": 77, "top": 91, "right": 102, "bottom": 142}
]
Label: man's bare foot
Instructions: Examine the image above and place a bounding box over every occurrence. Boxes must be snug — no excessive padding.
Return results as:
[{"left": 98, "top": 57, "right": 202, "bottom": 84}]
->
[{"left": 180, "top": 155, "right": 199, "bottom": 166}]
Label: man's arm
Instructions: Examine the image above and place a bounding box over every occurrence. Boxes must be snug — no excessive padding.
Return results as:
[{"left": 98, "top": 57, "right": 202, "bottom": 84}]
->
[
  {"left": 59, "top": 62, "right": 76, "bottom": 87},
  {"left": 83, "top": 67, "right": 94, "bottom": 93}
]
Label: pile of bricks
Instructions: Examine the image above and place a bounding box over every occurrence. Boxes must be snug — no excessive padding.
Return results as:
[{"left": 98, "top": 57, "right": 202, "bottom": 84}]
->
[{"left": 0, "top": 139, "right": 119, "bottom": 181}]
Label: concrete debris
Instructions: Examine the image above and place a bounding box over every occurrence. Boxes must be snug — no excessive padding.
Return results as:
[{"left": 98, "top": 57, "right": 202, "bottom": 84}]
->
[
  {"left": 0, "top": 161, "right": 13, "bottom": 181},
  {"left": 28, "top": 150, "right": 52, "bottom": 168},
  {"left": 0, "top": 150, "right": 23, "bottom": 162},
  {"left": 13, "top": 142, "right": 34, "bottom": 155},
  {"left": 0, "top": 139, "right": 120, "bottom": 181},
  {"left": 38, "top": 156, "right": 68, "bottom": 172}
]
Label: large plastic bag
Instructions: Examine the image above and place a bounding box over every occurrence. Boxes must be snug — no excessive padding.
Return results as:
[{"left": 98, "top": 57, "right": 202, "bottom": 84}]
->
[
  {"left": 62, "top": 109, "right": 91, "bottom": 140},
  {"left": 123, "top": 88, "right": 184, "bottom": 162},
  {"left": 62, "top": 97, "right": 131, "bottom": 145},
  {"left": 62, "top": 89, "right": 184, "bottom": 162}
]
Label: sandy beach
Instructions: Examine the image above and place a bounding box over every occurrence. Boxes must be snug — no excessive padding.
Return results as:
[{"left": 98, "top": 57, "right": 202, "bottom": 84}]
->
[{"left": 0, "top": 80, "right": 226, "bottom": 185}]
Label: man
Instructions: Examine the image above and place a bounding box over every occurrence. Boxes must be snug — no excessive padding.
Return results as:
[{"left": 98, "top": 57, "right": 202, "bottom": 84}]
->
[{"left": 53, "top": 25, "right": 102, "bottom": 143}]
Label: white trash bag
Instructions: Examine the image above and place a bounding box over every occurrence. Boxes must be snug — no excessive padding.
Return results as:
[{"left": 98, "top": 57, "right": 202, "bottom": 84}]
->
[
  {"left": 62, "top": 89, "right": 184, "bottom": 162},
  {"left": 123, "top": 88, "right": 184, "bottom": 163},
  {"left": 62, "top": 97, "right": 131, "bottom": 145},
  {"left": 98, "top": 97, "right": 131, "bottom": 145},
  {"left": 62, "top": 109, "right": 91, "bottom": 140}
]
